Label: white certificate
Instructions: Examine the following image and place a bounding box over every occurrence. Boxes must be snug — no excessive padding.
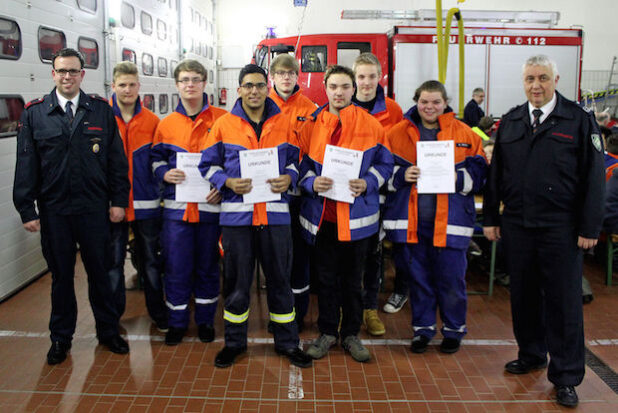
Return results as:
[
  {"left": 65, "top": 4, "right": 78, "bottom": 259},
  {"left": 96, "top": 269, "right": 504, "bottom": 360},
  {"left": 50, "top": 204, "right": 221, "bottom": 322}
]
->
[
  {"left": 320, "top": 144, "right": 363, "bottom": 204},
  {"left": 416, "top": 140, "right": 455, "bottom": 194},
  {"left": 175, "top": 152, "right": 212, "bottom": 203},
  {"left": 239, "top": 148, "right": 281, "bottom": 204}
]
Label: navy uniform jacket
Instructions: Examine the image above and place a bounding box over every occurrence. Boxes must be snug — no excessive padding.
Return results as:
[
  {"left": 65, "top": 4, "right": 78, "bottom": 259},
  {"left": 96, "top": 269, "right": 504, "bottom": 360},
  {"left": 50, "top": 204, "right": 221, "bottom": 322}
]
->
[
  {"left": 483, "top": 91, "right": 605, "bottom": 239},
  {"left": 463, "top": 99, "right": 484, "bottom": 127},
  {"left": 13, "top": 88, "right": 130, "bottom": 223}
]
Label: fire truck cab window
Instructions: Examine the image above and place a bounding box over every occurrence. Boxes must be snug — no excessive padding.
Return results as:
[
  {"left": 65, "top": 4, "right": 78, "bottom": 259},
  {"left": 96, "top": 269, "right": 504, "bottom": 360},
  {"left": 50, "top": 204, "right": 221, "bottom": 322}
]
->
[
  {"left": 158, "top": 57, "right": 168, "bottom": 77},
  {"left": 78, "top": 37, "right": 99, "bottom": 69},
  {"left": 143, "top": 94, "right": 154, "bottom": 111},
  {"left": 159, "top": 94, "right": 168, "bottom": 114},
  {"left": 170, "top": 60, "right": 178, "bottom": 78},
  {"left": 302, "top": 46, "right": 326, "bottom": 73},
  {"left": 172, "top": 93, "right": 179, "bottom": 110},
  {"left": 0, "top": 18, "right": 21, "bottom": 60},
  {"left": 38, "top": 27, "right": 66, "bottom": 63},
  {"left": 121, "top": 2, "right": 135, "bottom": 29},
  {"left": 157, "top": 19, "right": 167, "bottom": 41},
  {"left": 142, "top": 53, "right": 154, "bottom": 76},
  {"left": 337, "top": 42, "right": 371, "bottom": 68},
  {"left": 77, "top": 0, "right": 97, "bottom": 13},
  {"left": 122, "top": 48, "right": 136, "bottom": 64},
  {"left": 0, "top": 96, "right": 25, "bottom": 138},
  {"left": 141, "top": 12, "right": 153, "bottom": 35},
  {"left": 255, "top": 46, "right": 269, "bottom": 73}
]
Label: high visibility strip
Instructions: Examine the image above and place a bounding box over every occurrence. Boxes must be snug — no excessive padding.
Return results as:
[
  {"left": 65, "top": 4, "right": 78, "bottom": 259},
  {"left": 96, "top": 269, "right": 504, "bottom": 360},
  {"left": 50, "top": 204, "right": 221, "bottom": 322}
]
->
[
  {"left": 458, "top": 167, "right": 473, "bottom": 195},
  {"left": 133, "top": 200, "right": 160, "bottom": 209},
  {"left": 443, "top": 325, "right": 467, "bottom": 333},
  {"left": 166, "top": 301, "right": 188, "bottom": 311},
  {"left": 197, "top": 203, "right": 220, "bottom": 213},
  {"left": 205, "top": 166, "right": 222, "bottom": 180},
  {"left": 349, "top": 211, "right": 379, "bottom": 230},
  {"left": 195, "top": 297, "right": 219, "bottom": 305},
  {"left": 388, "top": 166, "right": 400, "bottom": 192},
  {"left": 299, "top": 215, "right": 319, "bottom": 235},
  {"left": 288, "top": 187, "right": 301, "bottom": 196},
  {"left": 221, "top": 203, "right": 254, "bottom": 212},
  {"left": 286, "top": 163, "right": 298, "bottom": 174},
  {"left": 164, "top": 199, "right": 187, "bottom": 210},
  {"left": 270, "top": 310, "right": 296, "bottom": 324},
  {"left": 292, "top": 285, "right": 310, "bottom": 294},
  {"left": 413, "top": 324, "right": 436, "bottom": 331},
  {"left": 299, "top": 170, "right": 316, "bottom": 185},
  {"left": 266, "top": 203, "right": 289, "bottom": 213},
  {"left": 368, "top": 166, "right": 386, "bottom": 188},
  {"left": 382, "top": 219, "right": 409, "bottom": 230},
  {"left": 152, "top": 160, "right": 167, "bottom": 173},
  {"left": 223, "top": 309, "right": 249, "bottom": 323},
  {"left": 446, "top": 224, "right": 474, "bottom": 237}
]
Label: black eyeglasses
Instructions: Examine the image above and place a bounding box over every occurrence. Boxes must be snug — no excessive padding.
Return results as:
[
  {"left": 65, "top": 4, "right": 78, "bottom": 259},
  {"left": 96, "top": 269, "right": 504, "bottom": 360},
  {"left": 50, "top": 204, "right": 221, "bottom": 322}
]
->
[
  {"left": 54, "top": 69, "right": 82, "bottom": 77},
  {"left": 241, "top": 82, "right": 267, "bottom": 91}
]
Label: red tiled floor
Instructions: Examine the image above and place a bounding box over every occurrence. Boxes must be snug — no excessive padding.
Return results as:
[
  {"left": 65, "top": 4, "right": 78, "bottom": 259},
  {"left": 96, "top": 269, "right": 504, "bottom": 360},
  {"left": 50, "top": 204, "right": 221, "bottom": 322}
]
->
[{"left": 0, "top": 254, "right": 618, "bottom": 412}]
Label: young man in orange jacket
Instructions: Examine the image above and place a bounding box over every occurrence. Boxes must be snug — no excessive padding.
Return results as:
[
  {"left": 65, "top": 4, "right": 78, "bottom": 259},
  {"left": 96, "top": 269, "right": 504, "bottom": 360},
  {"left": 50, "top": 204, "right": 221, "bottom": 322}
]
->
[
  {"left": 298, "top": 65, "right": 393, "bottom": 363},
  {"left": 268, "top": 54, "right": 317, "bottom": 332},
  {"left": 352, "top": 53, "right": 403, "bottom": 336},
  {"left": 151, "top": 60, "right": 227, "bottom": 345},
  {"left": 200, "top": 64, "right": 312, "bottom": 369}
]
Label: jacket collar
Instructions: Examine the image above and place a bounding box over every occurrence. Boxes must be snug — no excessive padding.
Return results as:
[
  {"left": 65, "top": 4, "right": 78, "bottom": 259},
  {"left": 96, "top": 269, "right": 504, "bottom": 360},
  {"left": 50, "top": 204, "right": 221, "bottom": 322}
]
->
[
  {"left": 230, "top": 96, "right": 281, "bottom": 124},
  {"left": 174, "top": 93, "right": 210, "bottom": 117},
  {"left": 403, "top": 104, "right": 454, "bottom": 127},
  {"left": 46, "top": 88, "right": 94, "bottom": 115},
  {"left": 270, "top": 84, "right": 301, "bottom": 104},
  {"left": 509, "top": 91, "right": 573, "bottom": 122},
  {"left": 111, "top": 94, "right": 143, "bottom": 119}
]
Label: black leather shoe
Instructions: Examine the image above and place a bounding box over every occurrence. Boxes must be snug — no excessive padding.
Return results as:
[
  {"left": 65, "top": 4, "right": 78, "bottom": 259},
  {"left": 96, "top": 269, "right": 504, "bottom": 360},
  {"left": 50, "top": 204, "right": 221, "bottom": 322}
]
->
[
  {"left": 98, "top": 335, "right": 129, "bottom": 354},
  {"left": 214, "top": 346, "right": 247, "bottom": 368},
  {"left": 198, "top": 324, "right": 215, "bottom": 343},
  {"left": 165, "top": 327, "right": 186, "bottom": 346},
  {"left": 439, "top": 338, "right": 461, "bottom": 354},
  {"left": 556, "top": 385, "right": 578, "bottom": 407},
  {"left": 504, "top": 359, "right": 547, "bottom": 374},
  {"left": 275, "top": 347, "right": 313, "bottom": 368},
  {"left": 410, "top": 335, "right": 430, "bottom": 353},
  {"left": 47, "top": 341, "right": 71, "bottom": 365},
  {"left": 582, "top": 294, "right": 594, "bottom": 304}
]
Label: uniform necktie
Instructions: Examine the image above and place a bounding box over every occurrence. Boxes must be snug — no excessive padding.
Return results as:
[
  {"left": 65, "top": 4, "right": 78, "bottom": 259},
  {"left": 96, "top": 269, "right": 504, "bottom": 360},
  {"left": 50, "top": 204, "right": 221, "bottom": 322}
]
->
[
  {"left": 65, "top": 101, "right": 74, "bottom": 124},
  {"left": 532, "top": 108, "right": 543, "bottom": 131}
]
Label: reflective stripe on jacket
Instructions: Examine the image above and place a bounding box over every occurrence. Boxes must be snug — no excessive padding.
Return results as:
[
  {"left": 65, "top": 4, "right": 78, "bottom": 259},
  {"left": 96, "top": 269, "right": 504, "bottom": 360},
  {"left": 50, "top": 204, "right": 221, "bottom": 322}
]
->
[
  {"left": 111, "top": 95, "right": 160, "bottom": 221},
  {"left": 199, "top": 97, "right": 299, "bottom": 226},
  {"left": 297, "top": 103, "right": 393, "bottom": 244},
  {"left": 151, "top": 95, "right": 227, "bottom": 223},
  {"left": 383, "top": 106, "right": 487, "bottom": 249}
]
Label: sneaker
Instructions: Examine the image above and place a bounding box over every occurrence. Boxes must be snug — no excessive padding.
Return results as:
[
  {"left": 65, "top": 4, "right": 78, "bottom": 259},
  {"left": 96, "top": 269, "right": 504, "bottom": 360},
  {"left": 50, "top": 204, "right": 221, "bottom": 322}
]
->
[
  {"left": 341, "top": 335, "right": 371, "bottom": 362},
  {"left": 410, "top": 335, "right": 430, "bottom": 353},
  {"left": 198, "top": 324, "right": 215, "bottom": 343},
  {"left": 363, "top": 309, "right": 385, "bottom": 336},
  {"left": 154, "top": 320, "right": 169, "bottom": 333},
  {"left": 383, "top": 293, "right": 408, "bottom": 313},
  {"left": 306, "top": 334, "right": 337, "bottom": 359}
]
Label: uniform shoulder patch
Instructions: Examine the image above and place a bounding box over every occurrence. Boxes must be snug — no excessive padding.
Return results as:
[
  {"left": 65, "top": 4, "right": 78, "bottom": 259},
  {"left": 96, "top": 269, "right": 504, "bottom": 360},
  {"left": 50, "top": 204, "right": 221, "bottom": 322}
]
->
[
  {"left": 24, "top": 97, "right": 44, "bottom": 109},
  {"left": 591, "top": 134, "right": 603, "bottom": 152}
]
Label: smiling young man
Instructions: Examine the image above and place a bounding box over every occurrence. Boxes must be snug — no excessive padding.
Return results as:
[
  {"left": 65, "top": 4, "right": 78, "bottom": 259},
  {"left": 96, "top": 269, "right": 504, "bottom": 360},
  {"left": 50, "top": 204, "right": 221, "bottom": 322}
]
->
[
  {"left": 351, "top": 53, "right": 403, "bottom": 337},
  {"left": 483, "top": 55, "right": 605, "bottom": 408},
  {"left": 107, "top": 62, "right": 167, "bottom": 332},
  {"left": 200, "top": 64, "right": 311, "bottom": 369},
  {"left": 13, "top": 48, "right": 131, "bottom": 364},
  {"left": 298, "top": 65, "right": 393, "bottom": 363},
  {"left": 151, "top": 59, "right": 227, "bottom": 346}
]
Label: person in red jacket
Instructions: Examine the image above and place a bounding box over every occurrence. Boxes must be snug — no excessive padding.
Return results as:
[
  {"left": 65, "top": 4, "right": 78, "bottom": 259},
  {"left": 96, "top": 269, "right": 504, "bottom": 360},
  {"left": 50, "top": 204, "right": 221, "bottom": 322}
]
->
[
  {"left": 268, "top": 53, "right": 317, "bottom": 332},
  {"left": 151, "top": 60, "right": 227, "bottom": 346},
  {"left": 352, "top": 52, "right": 403, "bottom": 336},
  {"left": 108, "top": 62, "right": 167, "bottom": 332},
  {"left": 299, "top": 65, "right": 393, "bottom": 363},
  {"left": 384, "top": 80, "right": 487, "bottom": 355}
]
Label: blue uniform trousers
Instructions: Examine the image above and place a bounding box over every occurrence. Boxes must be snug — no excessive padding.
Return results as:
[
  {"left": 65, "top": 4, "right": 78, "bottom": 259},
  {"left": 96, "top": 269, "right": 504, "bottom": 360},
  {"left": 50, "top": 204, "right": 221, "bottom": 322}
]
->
[
  {"left": 290, "top": 198, "right": 310, "bottom": 324},
  {"left": 221, "top": 225, "right": 298, "bottom": 350},
  {"left": 40, "top": 210, "right": 120, "bottom": 343},
  {"left": 109, "top": 219, "right": 167, "bottom": 326},
  {"left": 362, "top": 232, "right": 382, "bottom": 309},
  {"left": 394, "top": 221, "right": 468, "bottom": 340},
  {"left": 162, "top": 219, "right": 221, "bottom": 328}
]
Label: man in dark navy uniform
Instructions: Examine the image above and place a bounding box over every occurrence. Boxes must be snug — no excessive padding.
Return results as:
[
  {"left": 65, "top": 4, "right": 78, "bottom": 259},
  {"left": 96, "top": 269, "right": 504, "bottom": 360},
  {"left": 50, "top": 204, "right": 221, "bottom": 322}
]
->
[
  {"left": 13, "top": 48, "right": 131, "bottom": 365},
  {"left": 483, "top": 55, "right": 605, "bottom": 407},
  {"left": 463, "top": 87, "right": 485, "bottom": 127}
]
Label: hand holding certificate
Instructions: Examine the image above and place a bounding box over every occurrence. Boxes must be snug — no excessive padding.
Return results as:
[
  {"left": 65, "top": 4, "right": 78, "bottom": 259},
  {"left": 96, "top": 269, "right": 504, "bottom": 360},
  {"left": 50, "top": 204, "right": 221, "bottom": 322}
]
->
[
  {"left": 416, "top": 140, "right": 455, "bottom": 194},
  {"left": 238, "top": 148, "right": 281, "bottom": 204},
  {"left": 175, "top": 152, "right": 212, "bottom": 202},
  {"left": 320, "top": 144, "right": 363, "bottom": 204}
]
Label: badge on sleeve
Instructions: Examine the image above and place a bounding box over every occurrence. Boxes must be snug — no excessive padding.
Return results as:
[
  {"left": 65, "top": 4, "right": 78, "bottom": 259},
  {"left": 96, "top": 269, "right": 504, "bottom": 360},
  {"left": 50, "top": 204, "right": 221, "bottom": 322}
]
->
[{"left": 591, "top": 134, "right": 602, "bottom": 152}]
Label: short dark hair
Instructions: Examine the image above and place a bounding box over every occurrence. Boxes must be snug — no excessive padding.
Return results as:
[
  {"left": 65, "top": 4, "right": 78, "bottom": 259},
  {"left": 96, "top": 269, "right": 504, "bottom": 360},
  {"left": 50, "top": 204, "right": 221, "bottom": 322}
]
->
[
  {"left": 607, "top": 133, "right": 618, "bottom": 155},
  {"left": 478, "top": 116, "right": 495, "bottom": 131},
  {"left": 323, "top": 65, "right": 355, "bottom": 88},
  {"left": 413, "top": 80, "right": 448, "bottom": 102},
  {"left": 52, "top": 48, "right": 85, "bottom": 69},
  {"left": 174, "top": 59, "right": 207, "bottom": 82},
  {"left": 239, "top": 64, "right": 267, "bottom": 86}
]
